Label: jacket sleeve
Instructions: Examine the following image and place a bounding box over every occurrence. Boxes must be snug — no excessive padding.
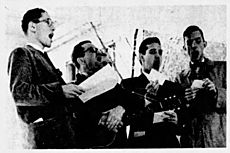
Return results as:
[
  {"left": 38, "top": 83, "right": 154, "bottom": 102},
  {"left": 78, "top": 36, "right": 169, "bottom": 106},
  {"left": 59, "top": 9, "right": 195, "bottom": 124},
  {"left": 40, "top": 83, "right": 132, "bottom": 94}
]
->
[
  {"left": 119, "top": 80, "right": 145, "bottom": 114},
  {"left": 7, "top": 48, "right": 65, "bottom": 106},
  {"left": 213, "top": 61, "right": 226, "bottom": 112},
  {"left": 216, "top": 87, "right": 226, "bottom": 111}
]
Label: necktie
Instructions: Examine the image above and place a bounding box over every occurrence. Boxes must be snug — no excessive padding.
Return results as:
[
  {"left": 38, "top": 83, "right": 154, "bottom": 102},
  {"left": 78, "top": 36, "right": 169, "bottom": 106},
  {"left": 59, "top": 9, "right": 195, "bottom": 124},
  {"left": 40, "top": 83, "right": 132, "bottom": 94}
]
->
[{"left": 190, "top": 61, "right": 206, "bottom": 80}]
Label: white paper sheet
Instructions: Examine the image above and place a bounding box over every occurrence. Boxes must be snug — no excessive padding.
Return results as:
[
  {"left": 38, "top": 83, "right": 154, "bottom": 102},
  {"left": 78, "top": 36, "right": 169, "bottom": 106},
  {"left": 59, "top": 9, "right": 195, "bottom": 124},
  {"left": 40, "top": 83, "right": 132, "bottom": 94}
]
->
[
  {"left": 146, "top": 69, "right": 168, "bottom": 85},
  {"left": 191, "top": 79, "right": 204, "bottom": 89},
  {"left": 78, "top": 64, "right": 119, "bottom": 103}
]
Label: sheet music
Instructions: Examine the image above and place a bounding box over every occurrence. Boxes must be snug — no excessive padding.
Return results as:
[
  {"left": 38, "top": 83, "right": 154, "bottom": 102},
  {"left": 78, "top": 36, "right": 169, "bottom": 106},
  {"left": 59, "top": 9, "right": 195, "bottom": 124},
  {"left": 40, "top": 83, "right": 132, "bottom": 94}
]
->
[
  {"left": 191, "top": 79, "right": 204, "bottom": 89},
  {"left": 78, "top": 64, "right": 119, "bottom": 103},
  {"left": 146, "top": 69, "right": 168, "bottom": 85}
]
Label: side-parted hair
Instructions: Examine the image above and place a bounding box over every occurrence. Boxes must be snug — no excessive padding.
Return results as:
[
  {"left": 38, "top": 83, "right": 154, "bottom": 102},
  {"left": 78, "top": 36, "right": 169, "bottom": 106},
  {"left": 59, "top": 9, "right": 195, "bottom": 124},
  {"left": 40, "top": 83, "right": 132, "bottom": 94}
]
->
[
  {"left": 139, "top": 37, "right": 161, "bottom": 55},
  {"left": 21, "top": 8, "right": 46, "bottom": 34},
  {"left": 71, "top": 40, "right": 92, "bottom": 68},
  {"left": 183, "top": 25, "right": 205, "bottom": 42}
]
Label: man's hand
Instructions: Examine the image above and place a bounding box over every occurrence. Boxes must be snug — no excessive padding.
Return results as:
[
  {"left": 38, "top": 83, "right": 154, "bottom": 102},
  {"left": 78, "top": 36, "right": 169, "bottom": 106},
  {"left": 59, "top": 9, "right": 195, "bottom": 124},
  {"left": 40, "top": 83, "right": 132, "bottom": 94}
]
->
[
  {"left": 145, "top": 80, "right": 160, "bottom": 96},
  {"left": 98, "top": 105, "right": 125, "bottom": 133},
  {"left": 153, "top": 110, "right": 178, "bottom": 125},
  {"left": 184, "top": 87, "right": 199, "bottom": 102},
  {"left": 163, "top": 110, "right": 178, "bottom": 125},
  {"left": 203, "top": 78, "right": 217, "bottom": 94},
  {"left": 61, "top": 84, "right": 85, "bottom": 98}
]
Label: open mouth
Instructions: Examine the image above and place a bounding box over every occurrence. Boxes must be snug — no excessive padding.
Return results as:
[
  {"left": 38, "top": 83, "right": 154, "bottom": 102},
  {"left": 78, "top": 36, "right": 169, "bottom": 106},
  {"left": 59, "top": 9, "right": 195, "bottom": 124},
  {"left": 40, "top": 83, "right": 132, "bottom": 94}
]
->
[
  {"left": 48, "top": 33, "right": 54, "bottom": 39},
  {"left": 191, "top": 51, "right": 200, "bottom": 59},
  {"left": 152, "top": 60, "right": 160, "bottom": 71}
]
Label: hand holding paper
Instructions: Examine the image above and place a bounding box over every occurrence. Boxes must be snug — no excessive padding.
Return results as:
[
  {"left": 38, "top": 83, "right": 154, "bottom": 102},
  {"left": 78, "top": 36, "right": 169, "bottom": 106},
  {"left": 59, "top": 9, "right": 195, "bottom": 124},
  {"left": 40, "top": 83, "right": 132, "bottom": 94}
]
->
[
  {"left": 153, "top": 110, "right": 177, "bottom": 124},
  {"left": 191, "top": 79, "right": 204, "bottom": 89},
  {"left": 146, "top": 69, "right": 168, "bottom": 85}
]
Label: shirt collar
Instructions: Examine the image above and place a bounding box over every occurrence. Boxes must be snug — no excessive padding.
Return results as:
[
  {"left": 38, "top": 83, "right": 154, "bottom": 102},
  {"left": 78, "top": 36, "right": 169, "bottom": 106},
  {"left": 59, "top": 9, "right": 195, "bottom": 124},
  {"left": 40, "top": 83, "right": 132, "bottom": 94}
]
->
[
  {"left": 26, "top": 43, "right": 45, "bottom": 53},
  {"left": 78, "top": 71, "right": 89, "bottom": 78},
  {"left": 142, "top": 71, "right": 150, "bottom": 81},
  {"left": 190, "top": 57, "right": 205, "bottom": 65}
]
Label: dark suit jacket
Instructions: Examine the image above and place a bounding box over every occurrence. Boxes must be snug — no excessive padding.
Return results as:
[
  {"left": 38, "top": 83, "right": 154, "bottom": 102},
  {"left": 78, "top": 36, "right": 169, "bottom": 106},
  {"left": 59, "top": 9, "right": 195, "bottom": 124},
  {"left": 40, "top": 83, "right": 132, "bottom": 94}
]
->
[
  {"left": 7, "top": 45, "right": 78, "bottom": 148},
  {"left": 74, "top": 73, "right": 136, "bottom": 148},
  {"left": 121, "top": 73, "right": 180, "bottom": 148}
]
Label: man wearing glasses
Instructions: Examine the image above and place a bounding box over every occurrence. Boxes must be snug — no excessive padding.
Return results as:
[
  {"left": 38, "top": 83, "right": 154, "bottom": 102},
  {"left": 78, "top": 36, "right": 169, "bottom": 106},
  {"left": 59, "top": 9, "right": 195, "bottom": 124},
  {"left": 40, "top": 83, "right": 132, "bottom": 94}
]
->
[
  {"left": 7, "top": 8, "right": 85, "bottom": 148},
  {"left": 70, "top": 40, "right": 136, "bottom": 148}
]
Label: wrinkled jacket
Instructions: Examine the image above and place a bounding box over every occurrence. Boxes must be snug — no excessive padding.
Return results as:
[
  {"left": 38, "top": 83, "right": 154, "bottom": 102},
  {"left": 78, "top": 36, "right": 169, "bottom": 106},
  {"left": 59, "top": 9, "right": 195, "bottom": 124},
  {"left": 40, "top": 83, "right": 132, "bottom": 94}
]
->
[
  {"left": 175, "top": 57, "right": 226, "bottom": 147},
  {"left": 7, "top": 45, "right": 78, "bottom": 148}
]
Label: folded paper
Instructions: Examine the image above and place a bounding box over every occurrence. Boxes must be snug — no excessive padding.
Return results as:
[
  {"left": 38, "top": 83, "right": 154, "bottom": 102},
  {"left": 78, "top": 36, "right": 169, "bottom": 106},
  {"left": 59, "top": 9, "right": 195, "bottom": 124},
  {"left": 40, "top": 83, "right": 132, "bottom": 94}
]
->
[
  {"left": 79, "top": 64, "right": 119, "bottom": 103},
  {"left": 146, "top": 69, "right": 168, "bottom": 85},
  {"left": 191, "top": 79, "right": 204, "bottom": 89}
]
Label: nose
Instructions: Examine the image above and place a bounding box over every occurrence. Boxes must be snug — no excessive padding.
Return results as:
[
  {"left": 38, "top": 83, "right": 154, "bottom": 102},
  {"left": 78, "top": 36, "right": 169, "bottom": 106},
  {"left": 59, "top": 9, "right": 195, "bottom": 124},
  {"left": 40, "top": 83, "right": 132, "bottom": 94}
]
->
[
  {"left": 100, "top": 53, "right": 112, "bottom": 65},
  {"left": 191, "top": 40, "right": 197, "bottom": 48},
  {"left": 155, "top": 51, "right": 161, "bottom": 58},
  {"left": 155, "top": 55, "right": 160, "bottom": 62},
  {"left": 50, "top": 21, "right": 56, "bottom": 31}
]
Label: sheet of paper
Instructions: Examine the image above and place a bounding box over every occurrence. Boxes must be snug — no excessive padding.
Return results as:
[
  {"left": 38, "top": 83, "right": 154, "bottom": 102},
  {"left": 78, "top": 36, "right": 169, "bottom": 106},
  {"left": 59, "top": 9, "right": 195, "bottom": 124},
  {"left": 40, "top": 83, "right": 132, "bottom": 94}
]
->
[
  {"left": 153, "top": 110, "right": 174, "bottom": 124},
  {"left": 78, "top": 64, "right": 119, "bottom": 103},
  {"left": 146, "top": 69, "right": 168, "bottom": 85},
  {"left": 153, "top": 111, "right": 165, "bottom": 123},
  {"left": 191, "top": 79, "right": 204, "bottom": 89}
]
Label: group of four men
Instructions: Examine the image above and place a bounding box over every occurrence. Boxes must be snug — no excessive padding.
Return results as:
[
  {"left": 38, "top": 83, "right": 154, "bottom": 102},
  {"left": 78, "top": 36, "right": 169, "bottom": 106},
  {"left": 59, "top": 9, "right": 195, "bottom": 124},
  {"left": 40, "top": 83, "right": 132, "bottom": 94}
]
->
[{"left": 7, "top": 8, "right": 226, "bottom": 148}]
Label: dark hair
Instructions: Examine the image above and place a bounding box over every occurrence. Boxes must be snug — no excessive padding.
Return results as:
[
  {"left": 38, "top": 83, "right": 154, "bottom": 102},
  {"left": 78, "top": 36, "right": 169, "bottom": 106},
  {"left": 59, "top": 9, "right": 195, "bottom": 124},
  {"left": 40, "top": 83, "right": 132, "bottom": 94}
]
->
[
  {"left": 183, "top": 25, "right": 205, "bottom": 41},
  {"left": 139, "top": 37, "right": 161, "bottom": 55},
  {"left": 21, "top": 8, "right": 46, "bottom": 34},
  {"left": 71, "top": 40, "right": 92, "bottom": 68}
]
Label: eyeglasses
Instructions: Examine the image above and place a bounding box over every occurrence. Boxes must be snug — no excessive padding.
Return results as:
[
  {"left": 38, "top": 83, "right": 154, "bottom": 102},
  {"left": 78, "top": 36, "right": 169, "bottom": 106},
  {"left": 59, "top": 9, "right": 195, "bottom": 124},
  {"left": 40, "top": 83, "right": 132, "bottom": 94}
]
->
[
  {"left": 86, "top": 47, "right": 98, "bottom": 53},
  {"left": 86, "top": 47, "right": 107, "bottom": 56},
  {"left": 33, "top": 18, "right": 56, "bottom": 27}
]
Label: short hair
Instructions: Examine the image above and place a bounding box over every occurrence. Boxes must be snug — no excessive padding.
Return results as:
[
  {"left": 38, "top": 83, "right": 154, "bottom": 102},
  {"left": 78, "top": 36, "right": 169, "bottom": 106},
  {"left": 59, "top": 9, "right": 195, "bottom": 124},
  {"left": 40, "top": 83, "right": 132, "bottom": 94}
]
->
[
  {"left": 21, "top": 8, "right": 46, "bottom": 34},
  {"left": 71, "top": 40, "right": 92, "bottom": 68},
  {"left": 139, "top": 37, "right": 161, "bottom": 55},
  {"left": 183, "top": 25, "right": 205, "bottom": 41}
]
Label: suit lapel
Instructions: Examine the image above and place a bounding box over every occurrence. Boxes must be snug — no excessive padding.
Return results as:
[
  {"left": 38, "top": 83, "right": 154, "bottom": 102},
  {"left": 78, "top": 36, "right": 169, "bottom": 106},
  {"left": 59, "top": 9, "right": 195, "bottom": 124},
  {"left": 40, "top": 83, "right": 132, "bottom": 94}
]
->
[
  {"left": 26, "top": 45, "right": 57, "bottom": 75},
  {"left": 130, "top": 73, "right": 150, "bottom": 96},
  {"left": 25, "top": 45, "right": 65, "bottom": 84},
  {"left": 137, "top": 73, "right": 150, "bottom": 88}
]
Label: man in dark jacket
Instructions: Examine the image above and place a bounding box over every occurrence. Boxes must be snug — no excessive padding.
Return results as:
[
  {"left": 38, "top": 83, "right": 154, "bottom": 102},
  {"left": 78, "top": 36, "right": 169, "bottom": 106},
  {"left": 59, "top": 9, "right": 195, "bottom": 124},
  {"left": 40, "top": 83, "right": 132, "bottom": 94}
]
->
[
  {"left": 120, "top": 37, "right": 180, "bottom": 148},
  {"left": 175, "top": 25, "right": 226, "bottom": 147},
  {"left": 7, "top": 8, "right": 85, "bottom": 148},
  {"left": 71, "top": 40, "right": 143, "bottom": 148}
]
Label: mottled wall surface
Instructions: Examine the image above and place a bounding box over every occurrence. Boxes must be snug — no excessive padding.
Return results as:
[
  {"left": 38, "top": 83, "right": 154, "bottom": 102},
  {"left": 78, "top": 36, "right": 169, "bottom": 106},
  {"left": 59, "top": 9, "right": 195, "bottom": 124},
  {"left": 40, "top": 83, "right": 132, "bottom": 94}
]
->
[{"left": 4, "top": 5, "right": 226, "bottom": 80}]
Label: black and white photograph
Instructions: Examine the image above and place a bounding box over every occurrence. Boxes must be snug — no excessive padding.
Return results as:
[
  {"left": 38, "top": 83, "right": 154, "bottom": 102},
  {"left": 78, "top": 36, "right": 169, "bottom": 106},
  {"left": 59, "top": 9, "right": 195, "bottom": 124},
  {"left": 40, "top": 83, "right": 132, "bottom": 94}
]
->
[{"left": 0, "top": 0, "right": 228, "bottom": 152}]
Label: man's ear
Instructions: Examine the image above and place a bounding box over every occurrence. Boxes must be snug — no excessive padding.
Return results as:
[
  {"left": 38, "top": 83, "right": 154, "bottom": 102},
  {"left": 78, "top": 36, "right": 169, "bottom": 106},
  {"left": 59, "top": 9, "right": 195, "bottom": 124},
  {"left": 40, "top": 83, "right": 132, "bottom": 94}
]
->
[
  {"left": 183, "top": 45, "right": 186, "bottom": 51},
  {"left": 139, "top": 54, "right": 144, "bottom": 65},
  {"left": 28, "top": 21, "right": 36, "bottom": 33},
  {"left": 77, "top": 57, "right": 85, "bottom": 65},
  {"left": 203, "top": 41, "right": 207, "bottom": 48}
]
